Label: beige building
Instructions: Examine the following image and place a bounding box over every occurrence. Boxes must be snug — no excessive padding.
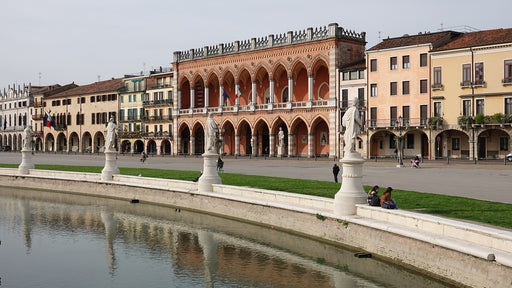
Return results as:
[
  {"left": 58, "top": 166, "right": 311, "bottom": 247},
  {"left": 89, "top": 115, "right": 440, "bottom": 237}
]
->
[
  {"left": 40, "top": 78, "right": 123, "bottom": 152},
  {"left": 0, "top": 84, "right": 35, "bottom": 150},
  {"left": 119, "top": 75, "right": 147, "bottom": 154},
  {"left": 143, "top": 67, "right": 174, "bottom": 155},
  {"left": 430, "top": 28, "right": 512, "bottom": 160}
]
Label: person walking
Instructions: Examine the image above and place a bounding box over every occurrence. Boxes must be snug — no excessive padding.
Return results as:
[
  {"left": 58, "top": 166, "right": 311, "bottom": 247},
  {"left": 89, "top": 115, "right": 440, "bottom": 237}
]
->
[{"left": 332, "top": 163, "right": 340, "bottom": 183}]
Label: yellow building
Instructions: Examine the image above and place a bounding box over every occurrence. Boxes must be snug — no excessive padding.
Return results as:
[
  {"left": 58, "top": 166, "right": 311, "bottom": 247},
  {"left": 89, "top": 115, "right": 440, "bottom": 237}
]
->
[
  {"left": 119, "top": 75, "right": 147, "bottom": 154},
  {"left": 41, "top": 78, "right": 123, "bottom": 152},
  {"left": 366, "top": 32, "right": 461, "bottom": 160},
  {"left": 430, "top": 28, "right": 512, "bottom": 160}
]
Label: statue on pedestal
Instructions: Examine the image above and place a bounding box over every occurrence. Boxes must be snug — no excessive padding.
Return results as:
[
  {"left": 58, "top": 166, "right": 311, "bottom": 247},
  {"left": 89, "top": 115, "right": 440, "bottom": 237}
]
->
[
  {"left": 205, "top": 113, "right": 218, "bottom": 153},
  {"left": 105, "top": 116, "right": 117, "bottom": 152},
  {"left": 277, "top": 127, "right": 284, "bottom": 156},
  {"left": 342, "top": 97, "right": 362, "bottom": 155},
  {"left": 22, "top": 126, "right": 33, "bottom": 150}
]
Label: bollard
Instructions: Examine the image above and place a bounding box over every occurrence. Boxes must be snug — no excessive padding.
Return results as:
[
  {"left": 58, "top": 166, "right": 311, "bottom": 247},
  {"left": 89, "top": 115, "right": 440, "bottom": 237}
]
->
[
  {"left": 447, "top": 157, "right": 449, "bottom": 164},
  {"left": 505, "top": 157, "right": 507, "bottom": 166}
]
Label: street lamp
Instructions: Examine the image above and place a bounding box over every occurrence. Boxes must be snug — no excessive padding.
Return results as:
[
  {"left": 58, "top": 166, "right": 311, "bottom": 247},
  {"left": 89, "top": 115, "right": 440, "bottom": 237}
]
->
[{"left": 395, "top": 115, "right": 404, "bottom": 167}]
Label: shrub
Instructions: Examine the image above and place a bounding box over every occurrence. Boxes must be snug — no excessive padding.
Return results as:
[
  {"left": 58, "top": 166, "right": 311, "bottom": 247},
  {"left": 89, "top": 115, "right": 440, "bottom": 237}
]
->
[{"left": 474, "top": 113, "right": 484, "bottom": 124}]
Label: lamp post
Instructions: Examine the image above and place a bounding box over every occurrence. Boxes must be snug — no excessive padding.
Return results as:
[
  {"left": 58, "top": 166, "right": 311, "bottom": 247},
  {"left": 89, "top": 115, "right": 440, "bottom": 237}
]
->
[{"left": 395, "top": 115, "right": 404, "bottom": 167}]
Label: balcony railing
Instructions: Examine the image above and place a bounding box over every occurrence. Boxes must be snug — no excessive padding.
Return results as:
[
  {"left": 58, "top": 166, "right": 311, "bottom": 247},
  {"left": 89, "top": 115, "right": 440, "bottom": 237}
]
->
[
  {"left": 431, "top": 83, "right": 443, "bottom": 90},
  {"left": 141, "top": 131, "right": 171, "bottom": 139},
  {"left": 32, "top": 114, "right": 44, "bottom": 120},
  {"left": 368, "top": 117, "right": 428, "bottom": 129},
  {"left": 33, "top": 101, "right": 44, "bottom": 107},
  {"left": 146, "top": 83, "right": 172, "bottom": 90},
  {"left": 142, "top": 99, "right": 173, "bottom": 106},
  {"left": 119, "top": 116, "right": 144, "bottom": 122},
  {"left": 144, "top": 115, "right": 172, "bottom": 122},
  {"left": 502, "top": 78, "right": 512, "bottom": 84},
  {"left": 177, "top": 100, "right": 335, "bottom": 116},
  {"left": 118, "top": 131, "right": 142, "bottom": 138}
]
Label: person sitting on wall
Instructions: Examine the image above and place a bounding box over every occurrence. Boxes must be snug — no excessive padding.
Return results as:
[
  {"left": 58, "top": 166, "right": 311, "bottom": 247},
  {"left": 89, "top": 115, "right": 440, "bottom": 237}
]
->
[
  {"left": 367, "top": 185, "right": 381, "bottom": 206},
  {"left": 380, "top": 187, "right": 398, "bottom": 209}
]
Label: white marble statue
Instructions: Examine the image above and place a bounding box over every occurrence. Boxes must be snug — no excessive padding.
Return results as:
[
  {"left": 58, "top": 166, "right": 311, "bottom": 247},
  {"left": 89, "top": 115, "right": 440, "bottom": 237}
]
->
[
  {"left": 278, "top": 127, "right": 285, "bottom": 148},
  {"left": 205, "top": 113, "right": 218, "bottom": 153},
  {"left": 105, "top": 116, "right": 117, "bottom": 151},
  {"left": 22, "top": 126, "right": 33, "bottom": 150},
  {"left": 342, "top": 97, "right": 362, "bottom": 155}
]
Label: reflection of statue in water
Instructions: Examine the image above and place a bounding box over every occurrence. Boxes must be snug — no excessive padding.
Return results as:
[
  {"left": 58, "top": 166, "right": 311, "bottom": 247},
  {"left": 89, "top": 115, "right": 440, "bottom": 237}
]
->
[
  {"left": 23, "top": 126, "right": 33, "bottom": 150},
  {"left": 278, "top": 127, "right": 284, "bottom": 148},
  {"left": 205, "top": 113, "right": 218, "bottom": 153},
  {"left": 105, "top": 116, "right": 117, "bottom": 151},
  {"left": 342, "top": 97, "right": 362, "bottom": 155}
]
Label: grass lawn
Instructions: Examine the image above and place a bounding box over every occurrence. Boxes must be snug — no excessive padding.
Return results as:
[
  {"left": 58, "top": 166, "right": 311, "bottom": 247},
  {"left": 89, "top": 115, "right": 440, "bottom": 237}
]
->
[{"left": 2, "top": 163, "right": 512, "bottom": 229}]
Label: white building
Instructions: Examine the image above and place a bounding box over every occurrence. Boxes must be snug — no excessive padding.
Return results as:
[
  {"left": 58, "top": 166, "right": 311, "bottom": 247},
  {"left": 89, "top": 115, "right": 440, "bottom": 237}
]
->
[{"left": 0, "top": 84, "right": 38, "bottom": 150}]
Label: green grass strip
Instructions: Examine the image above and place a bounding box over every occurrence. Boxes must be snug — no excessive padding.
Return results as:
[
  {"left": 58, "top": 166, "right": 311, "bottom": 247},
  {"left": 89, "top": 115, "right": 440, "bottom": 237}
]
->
[{"left": 2, "top": 164, "right": 512, "bottom": 229}]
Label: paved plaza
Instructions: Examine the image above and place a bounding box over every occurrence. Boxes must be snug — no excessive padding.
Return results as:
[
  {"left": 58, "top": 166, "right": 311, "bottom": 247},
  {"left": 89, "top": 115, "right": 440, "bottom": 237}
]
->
[{"left": 1, "top": 152, "right": 511, "bottom": 204}]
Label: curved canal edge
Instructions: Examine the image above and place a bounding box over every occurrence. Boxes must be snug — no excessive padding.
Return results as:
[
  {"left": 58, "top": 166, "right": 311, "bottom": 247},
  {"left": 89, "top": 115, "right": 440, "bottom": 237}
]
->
[{"left": 1, "top": 168, "right": 511, "bottom": 287}]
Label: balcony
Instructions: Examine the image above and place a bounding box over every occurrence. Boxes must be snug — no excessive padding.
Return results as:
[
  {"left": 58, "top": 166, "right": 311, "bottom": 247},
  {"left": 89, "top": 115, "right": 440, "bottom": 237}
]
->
[
  {"left": 144, "top": 115, "right": 172, "bottom": 123},
  {"left": 502, "top": 78, "right": 512, "bottom": 85},
  {"left": 146, "top": 83, "right": 172, "bottom": 90},
  {"left": 118, "top": 131, "right": 142, "bottom": 138},
  {"left": 460, "top": 81, "right": 472, "bottom": 88},
  {"left": 32, "top": 114, "right": 44, "bottom": 120},
  {"left": 33, "top": 131, "right": 43, "bottom": 137},
  {"left": 143, "top": 98, "right": 173, "bottom": 107},
  {"left": 177, "top": 100, "right": 336, "bottom": 116},
  {"left": 473, "top": 80, "right": 486, "bottom": 87},
  {"left": 368, "top": 117, "right": 428, "bottom": 129},
  {"left": 119, "top": 116, "right": 143, "bottom": 122},
  {"left": 142, "top": 131, "right": 171, "bottom": 139},
  {"left": 431, "top": 83, "right": 443, "bottom": 90},
  {"left": 33, "top": 101, "right": 44, "bottom": 108}
]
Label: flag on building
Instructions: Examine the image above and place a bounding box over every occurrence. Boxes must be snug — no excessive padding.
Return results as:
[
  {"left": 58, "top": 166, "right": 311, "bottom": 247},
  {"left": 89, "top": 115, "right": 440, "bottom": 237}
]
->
[
  {"left": 235, "top": 87, "right": 242, "bottom": 99},
  {"left": 222, "top": 90, "right": 229, "bottom": 98},
  {"left": 45, "top": 111, "right": 54, "bottom": 128}
]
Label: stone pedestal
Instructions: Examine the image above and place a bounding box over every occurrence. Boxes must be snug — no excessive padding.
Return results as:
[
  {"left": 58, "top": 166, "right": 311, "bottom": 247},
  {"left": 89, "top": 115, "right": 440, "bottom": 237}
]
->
[
  {"left": 18, "top": 149, "right": 34, "bottom": 175},
  {"left": 277, "top": 146, "right": 283, "bottom": 157},
  {"left": 334, "top": 152, "right": 367, "bottom": 216},
  {"left": 198, "top": 152, "right": 221, "bottom": 192},
  {"left": 101, "top": 150, "right": 120, "bottom": 181}
]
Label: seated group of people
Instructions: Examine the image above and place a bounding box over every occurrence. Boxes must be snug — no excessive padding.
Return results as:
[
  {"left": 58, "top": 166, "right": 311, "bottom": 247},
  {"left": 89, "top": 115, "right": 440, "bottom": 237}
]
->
[{"left": 367, "top": 185, "right": 398, "bottom": 209}]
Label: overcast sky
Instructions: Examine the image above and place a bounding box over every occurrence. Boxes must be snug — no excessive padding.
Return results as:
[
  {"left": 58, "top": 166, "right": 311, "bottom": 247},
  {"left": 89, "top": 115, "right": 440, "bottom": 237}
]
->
[{"left": 1, "top": 0, "right": 510, "bottom": 91}]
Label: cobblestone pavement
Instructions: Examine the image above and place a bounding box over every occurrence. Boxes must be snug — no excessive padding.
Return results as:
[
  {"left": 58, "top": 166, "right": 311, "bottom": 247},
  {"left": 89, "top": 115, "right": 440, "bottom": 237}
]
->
[{"left": 2, "top": 152, "right": 511, "bottom": 204}]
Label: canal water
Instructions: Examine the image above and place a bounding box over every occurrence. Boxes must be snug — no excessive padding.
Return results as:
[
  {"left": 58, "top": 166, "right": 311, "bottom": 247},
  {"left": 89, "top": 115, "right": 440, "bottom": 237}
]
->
[{"left": 0, "top": 187, "right": 455, "bottom": 288}]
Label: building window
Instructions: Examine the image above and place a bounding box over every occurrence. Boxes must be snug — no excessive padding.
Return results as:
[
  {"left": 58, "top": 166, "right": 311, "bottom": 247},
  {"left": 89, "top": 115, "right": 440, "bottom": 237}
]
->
[
  {"left": 370, "top": 59, "right": 377, "bottom": 72},
  {"left": 505, "top": 60, "right": 512, "bottom": 83},
  {"left": 463, "top": 99, "right": 471, "bottom": 116},
  {"left": 407, "top": 134, "right": 414, "bottom": 149},
  {"left": 452, "top": 138, "right": 460, "bottom": 150},
  {"left": 402, "top": 55, "right": 410, "bottom": 69},
  {"left": 390, "top": 82, "right": 398, "bottom": 96},
  {"left": 505, "top": 98, "right": 512, "bottom": 115},
  {"left": 370, "top": 83, "right": 378, "bottom": 97},
  {"left": 389, "top": 134, "right": 396, "bottom": 149},
  {"left": 402, "top": 106, "right": 410, "bottom": 126},
  {"left": 462, "top": 64, "right": 472, "bottom": 86},
  {"left": 342, "top": 72, "right": 349, "bottom": 80},
  {"left": 476, "top": 99, "right": 484, "bottom": 115},
  {"left": 433, "top": 67, "right": 442, "bottom": 88},
  {"left": 390, "top": 57, "right": 397, "bottom": 70},
  {"left": 434, "top": 102, "right": 442, "bottom": 117},
  {"left": 420, "top": 79, "right": 428, "bottom": 93},
  {"left": 341, "top": 89, "right": 348, "bottom": 108},
  {"left": 402, "top": 81, "right": 410, "bottom": 95},
  {"left": 370, "top": 107, "right": 377, "bottom": 126},
  {"left": 500, "top": 137, "right": 509, "bottom": 151},
  {"left": 358, "top": 88, "right": 365, "bottom": 105},
  {"left": 420, "top": 53, "right": 427, "bottom": 67},
  {"left": 475, "top": 62, "right": 484, "bottom": 85},
  {"left": 359, "top": 70, "right": 365, "bottom": 79},
  {"left": 390, "top": 106, "right": 397, "bottom": 126},
  {"left": 420, "top": 105, "right": 428, "bottom": 125},
  {"left": 91, "top": 113, "right": 95, "bottom": 124}
]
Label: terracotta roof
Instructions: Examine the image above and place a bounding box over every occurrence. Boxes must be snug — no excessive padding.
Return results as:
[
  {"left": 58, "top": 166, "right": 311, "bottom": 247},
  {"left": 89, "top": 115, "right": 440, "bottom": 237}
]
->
[
  {"left": 33, "top": 83, "right": 79, "bottom": 97},
  {"left": 340, "top": 58, "right": 366, "bottom": 71},
  {"left": 367, "top": 31, "right": 462, "bottom": 51},
  {"left": 433, "top": 28, "right": 512, "bottom": 51},
  {"left": 47, "top": 78, "right": 124, "bottom": 98}
]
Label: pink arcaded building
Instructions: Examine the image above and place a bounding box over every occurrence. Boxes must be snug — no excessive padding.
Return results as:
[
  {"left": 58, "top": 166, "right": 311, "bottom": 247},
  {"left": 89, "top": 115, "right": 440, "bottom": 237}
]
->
[{"left": 171, "top": 23, "right": 366, "bottom": 158}]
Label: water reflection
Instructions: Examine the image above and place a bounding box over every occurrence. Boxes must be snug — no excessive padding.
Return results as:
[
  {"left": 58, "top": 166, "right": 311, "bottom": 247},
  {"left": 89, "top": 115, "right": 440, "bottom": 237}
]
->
[{"left": 0, "top": 187, "right": 454, "bottom": 288}]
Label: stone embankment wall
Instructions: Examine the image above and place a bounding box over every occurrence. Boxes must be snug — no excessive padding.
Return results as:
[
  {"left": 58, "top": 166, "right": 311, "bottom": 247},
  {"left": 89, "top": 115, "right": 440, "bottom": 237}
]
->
[{"left": 0, "top": 168, "right": 511, "bottom": 287}]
